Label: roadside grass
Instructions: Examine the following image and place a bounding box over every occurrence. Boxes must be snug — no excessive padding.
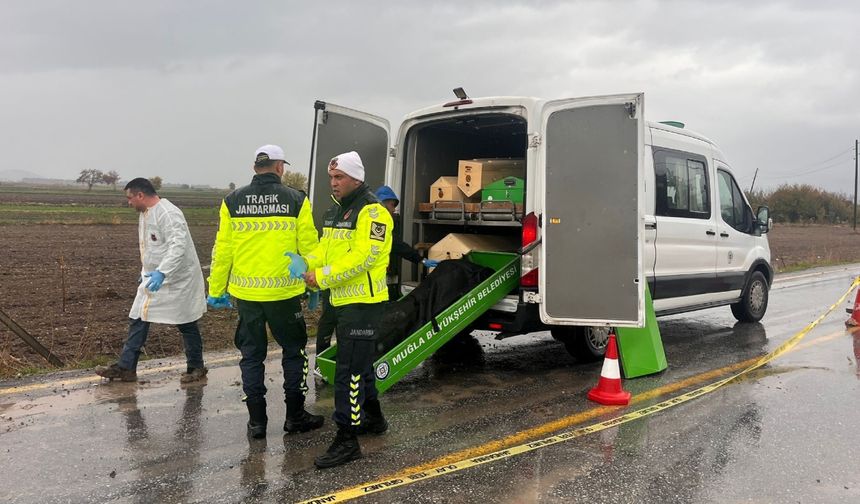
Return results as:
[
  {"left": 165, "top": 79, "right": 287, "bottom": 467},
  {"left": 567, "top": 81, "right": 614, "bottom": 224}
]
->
[
  {"left": 0, "top": 315, "right": 321, "bottom": 380},
  {"left": 0, "top": 184, "right": 226, "bottom": 201},
  {"left": 776, "top": 259, "right": 858, "bottom": 274},
  {"left": 0, "top": 203, "right": 219, "bottom": 225},
  {"left": 0, "top": 351, "right": 116, "bottom": 379}
]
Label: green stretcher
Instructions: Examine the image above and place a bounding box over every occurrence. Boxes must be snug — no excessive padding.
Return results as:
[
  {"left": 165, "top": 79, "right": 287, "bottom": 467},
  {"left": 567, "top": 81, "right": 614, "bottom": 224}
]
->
[{"left": 314, "top": 251, "right": 520, "bottom": 396}]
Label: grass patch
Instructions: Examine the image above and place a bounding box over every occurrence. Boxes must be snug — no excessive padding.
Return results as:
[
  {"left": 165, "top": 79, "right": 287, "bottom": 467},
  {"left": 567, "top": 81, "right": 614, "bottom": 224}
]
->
[
  {"left": 0, "top": 203, "right": 219, "bottom": 225},
  {"left": 776, "top": 259, "right": 858, "bottom": 274},
  {"left": 0, "top": 354, "right": 116, "bottom": 379}
]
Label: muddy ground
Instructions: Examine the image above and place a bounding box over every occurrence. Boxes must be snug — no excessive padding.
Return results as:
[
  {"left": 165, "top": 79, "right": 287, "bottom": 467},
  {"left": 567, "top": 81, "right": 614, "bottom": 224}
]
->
[
  {"left": 0, "top": 223, "right": 858, "bottom": 377},
  {"left": 0, "top": 224, "right": 319, "bottom": 377}
]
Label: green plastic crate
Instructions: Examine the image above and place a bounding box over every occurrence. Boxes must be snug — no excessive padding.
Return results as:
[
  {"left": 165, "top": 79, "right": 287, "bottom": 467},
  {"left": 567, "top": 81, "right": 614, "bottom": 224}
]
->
[{"left": 481, "top": 176, "right": 524, "bottom": 203}]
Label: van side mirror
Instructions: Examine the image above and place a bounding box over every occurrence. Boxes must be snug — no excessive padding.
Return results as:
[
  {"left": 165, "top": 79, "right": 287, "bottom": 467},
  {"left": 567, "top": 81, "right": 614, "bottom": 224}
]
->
[{"left": 756, "top": 206, "right": 770, "bottom": 234}]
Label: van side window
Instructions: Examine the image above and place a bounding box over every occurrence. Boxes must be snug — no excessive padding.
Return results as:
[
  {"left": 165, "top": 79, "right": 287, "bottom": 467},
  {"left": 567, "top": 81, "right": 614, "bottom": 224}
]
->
[
  {"left": 653, "top": 149, "right": 710, "bottom": 219},
  {"left": 717, "top": 169, "right": 752, "bottom": 233}
]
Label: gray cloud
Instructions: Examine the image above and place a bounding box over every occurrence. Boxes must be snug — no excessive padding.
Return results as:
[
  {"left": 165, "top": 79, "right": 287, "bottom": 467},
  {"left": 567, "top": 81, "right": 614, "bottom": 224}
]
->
[{"left": 0, "top": 1, "right": 858, "bottom": 192}]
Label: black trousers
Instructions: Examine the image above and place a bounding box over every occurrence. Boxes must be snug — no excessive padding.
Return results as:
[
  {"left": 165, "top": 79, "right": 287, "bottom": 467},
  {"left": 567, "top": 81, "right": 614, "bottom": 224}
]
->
[
  {"left": 333, "top": 303, "right": 385, "bottom": 428},
  {"left": 315, "top": 290, "right": 337, "bottom": 354},
  {"left": 387, "top": 283, "right": 401, "bottom": 303},
  {"left": 234, "top": 296, "right": 308, "bottom": 404}
]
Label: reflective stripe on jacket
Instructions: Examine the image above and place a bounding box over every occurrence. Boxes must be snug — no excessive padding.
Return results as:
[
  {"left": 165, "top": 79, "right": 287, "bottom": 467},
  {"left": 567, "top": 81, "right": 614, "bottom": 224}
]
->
[
  {"left": 208, "top": 172, "right": 318, "bottom": 301},
  {"left": 305, "top": 185, "right": 392, "bottom": 307}
]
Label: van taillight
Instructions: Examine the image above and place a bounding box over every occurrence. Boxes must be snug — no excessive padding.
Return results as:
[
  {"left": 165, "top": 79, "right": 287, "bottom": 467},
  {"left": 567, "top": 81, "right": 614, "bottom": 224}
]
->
[
  {"left": 521, "top": 269, "right": 538, "bottom": 287},
  {"left": 522, "top": 212, "right": 538, "bottom": 247},
  {"left": 521, "top": 212, "right": 538, "bottom": 287}
]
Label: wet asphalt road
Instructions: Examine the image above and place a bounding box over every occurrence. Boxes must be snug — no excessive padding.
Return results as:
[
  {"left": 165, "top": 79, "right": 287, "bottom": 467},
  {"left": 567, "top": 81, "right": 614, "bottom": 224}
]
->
[{"left": 2, "top": 265, "right": 860, "bottom": 503}]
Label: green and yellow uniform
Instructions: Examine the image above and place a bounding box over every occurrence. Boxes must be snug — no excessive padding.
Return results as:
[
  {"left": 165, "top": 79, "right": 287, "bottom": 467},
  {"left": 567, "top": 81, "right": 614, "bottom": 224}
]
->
[
  {"left": 208, "top": 171, "right": 319, "bottom": 408},
  {"left": 208, "top": 172, "right": 317, "bottom": 301},
  {"left": 305, "top": 184, "right": 392, "bottom": 429},
  {"left": 305, "top": 187, "right": 393, "bottom": 306}
]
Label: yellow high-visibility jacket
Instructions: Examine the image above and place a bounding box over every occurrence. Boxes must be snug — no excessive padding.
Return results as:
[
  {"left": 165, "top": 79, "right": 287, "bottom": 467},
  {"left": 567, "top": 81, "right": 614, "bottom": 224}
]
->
[
  {"left": 305, "top": 185, "right": 392, "bottom": 306},
  {"left": 208, "top": 173, "right": 318, "bottom": 301}
]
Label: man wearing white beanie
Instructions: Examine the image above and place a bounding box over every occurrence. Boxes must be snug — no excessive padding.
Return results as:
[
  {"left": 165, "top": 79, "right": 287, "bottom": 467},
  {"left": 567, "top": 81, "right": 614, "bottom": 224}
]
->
[{"left": 287, "top": 150, "right": 393, "bottom": 468}]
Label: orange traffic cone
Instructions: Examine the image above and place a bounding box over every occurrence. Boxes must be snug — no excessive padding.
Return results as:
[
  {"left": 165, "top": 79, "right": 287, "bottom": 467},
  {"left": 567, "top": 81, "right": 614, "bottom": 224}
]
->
[
  {"left": 587, "top": 332, "right": 631, "bottom": 405},
  {"left": 847, "top": 288, "right": 860, "bottom": 327}
]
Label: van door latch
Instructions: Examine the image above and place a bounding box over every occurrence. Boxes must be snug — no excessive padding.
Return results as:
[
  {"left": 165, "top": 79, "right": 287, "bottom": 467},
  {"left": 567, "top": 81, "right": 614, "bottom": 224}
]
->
[{"left": 523, "top": 292, "right": 541, "bottom": 304}]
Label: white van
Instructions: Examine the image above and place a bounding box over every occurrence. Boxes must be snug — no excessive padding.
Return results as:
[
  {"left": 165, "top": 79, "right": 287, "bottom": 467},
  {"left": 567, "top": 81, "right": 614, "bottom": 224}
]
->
[{"left": 307, "top": 92, "right": 773, "bottom": 360}]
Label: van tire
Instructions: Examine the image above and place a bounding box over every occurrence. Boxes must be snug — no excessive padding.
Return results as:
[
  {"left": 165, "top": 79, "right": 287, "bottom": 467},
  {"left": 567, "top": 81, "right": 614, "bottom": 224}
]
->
[
  {"left": 550, "top": 326, "right": 609, "bottom": 362},
  {"left": 731, "top": 271, "right": 769, "bottom": 322}
]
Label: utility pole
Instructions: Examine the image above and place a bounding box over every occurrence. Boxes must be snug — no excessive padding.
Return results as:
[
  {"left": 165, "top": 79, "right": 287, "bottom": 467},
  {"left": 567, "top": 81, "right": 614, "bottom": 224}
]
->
[
  {"left": 749, "top": 168, "right": 759, "bottom": 193},
  {"left": 855, "top": 139, "right": 858, "bottom": 231}
]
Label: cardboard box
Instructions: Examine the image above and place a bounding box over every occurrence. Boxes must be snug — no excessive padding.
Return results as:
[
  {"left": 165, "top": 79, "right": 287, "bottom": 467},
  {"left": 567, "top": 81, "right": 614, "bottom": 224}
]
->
[
  {"left": 458, "top": 158, "right": 524, "bottom": 197},
  {"left": 481, "top": 176, "right": 524, "bottom": 203},
  {"left": 430, "top": 176, "right": 467, "bottom": 203},
  {"left": 428, "top": 233, "right": 519, "bottom": 262}
]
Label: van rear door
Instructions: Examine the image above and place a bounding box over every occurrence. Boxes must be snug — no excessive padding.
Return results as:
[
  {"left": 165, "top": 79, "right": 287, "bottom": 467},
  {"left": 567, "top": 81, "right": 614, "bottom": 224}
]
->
[
  {"left": 308, "top": 101, "right": 390, "bottom": 228},
  {"left": 538, "top": 93, "right": 645, "bottom": 327}
]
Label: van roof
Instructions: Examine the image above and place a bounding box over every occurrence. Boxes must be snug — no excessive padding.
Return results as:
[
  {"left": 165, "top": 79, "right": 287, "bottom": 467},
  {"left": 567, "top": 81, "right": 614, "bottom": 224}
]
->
[
  {"left": 403, "top": 96, "right": 542, "bottom": 121},
  {"left": 402, "top": 95, "right": 724, "bottom": 159},
  {"left": 405, "top": 95, "right": 715, "bottom": 139},
  {"left": 647, "top": 120, "right": 715, "bottom": 146}
]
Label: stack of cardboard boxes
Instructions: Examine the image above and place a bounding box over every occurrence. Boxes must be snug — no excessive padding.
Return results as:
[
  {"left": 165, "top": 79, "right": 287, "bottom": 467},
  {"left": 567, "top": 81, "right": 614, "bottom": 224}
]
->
[
  {"left": 425, "top": 158, "right": 525, "bottom": 263},
  {"left": 430, "top": 158, "right": 524, "bottom": 203}
]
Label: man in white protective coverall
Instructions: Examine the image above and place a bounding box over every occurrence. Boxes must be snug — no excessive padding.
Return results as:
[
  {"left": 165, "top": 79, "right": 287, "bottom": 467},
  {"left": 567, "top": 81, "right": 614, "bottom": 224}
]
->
[{"left": 95, "top": 177, "right": 208, "bottom": 383}]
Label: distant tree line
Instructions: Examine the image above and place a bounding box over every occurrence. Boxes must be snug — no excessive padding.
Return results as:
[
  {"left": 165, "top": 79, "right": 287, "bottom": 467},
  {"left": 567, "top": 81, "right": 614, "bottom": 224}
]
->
[
  {"left": 75, "top": 169, "right": 163, "bottom": 191},
  {"left": 76, "top": 169, "right": 121, "bottom": 190},
  {"left": 746, "top": 184, "right": 854, "bottom": 224},
  {"left": 282, "top": 171, "right": 308, "bottom": 192}
]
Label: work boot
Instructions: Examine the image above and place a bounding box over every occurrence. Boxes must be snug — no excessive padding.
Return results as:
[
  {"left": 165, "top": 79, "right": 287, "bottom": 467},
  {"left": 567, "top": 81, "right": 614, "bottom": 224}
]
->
[
  {"left": 180, "top": 366, "right": 208, "bottom": 384},
  {"left": 355, "top": 398, "right": 388, "bottom": 435},
  {"left": 314, "top": 426, "right": 362, "bottom": 469},
  {"left": 284, "top": 397, "right": 325, "bottom": 434},
  {"left": 246, "top": 399, "right": 268, "bottom": 439},
  {"left": 95, "top": 363, "right": 137, "bottom": 382}
]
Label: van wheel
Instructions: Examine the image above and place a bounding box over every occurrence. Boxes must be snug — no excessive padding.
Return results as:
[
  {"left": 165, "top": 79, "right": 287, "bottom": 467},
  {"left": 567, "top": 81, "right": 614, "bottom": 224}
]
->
[
  {"left": 731, "top": 271, "right": 769, "bottom": 322},
  {"left": 550, "top": 326, "right": 609, "bottom": 362}
]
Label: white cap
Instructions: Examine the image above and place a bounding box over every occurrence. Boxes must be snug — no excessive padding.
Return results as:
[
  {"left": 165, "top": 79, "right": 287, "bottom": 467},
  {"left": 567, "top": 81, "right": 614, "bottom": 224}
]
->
[
  {"left": 254, "top": 144, "right": 290, "bottom": 165},
  {"left": 328, "top": 151, "right": 365, "bottom": 182}
]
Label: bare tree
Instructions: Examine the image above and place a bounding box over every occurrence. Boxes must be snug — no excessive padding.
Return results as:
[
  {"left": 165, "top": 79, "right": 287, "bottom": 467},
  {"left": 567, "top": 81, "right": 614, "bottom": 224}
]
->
[
  {"left": 102, "top": 170, "right": 121, "bottom": 190},
  {"left": 282, "top": 171, "right": 308, "bottom": 192},
  {"left": 228, "top": 182, "right": 236, "bottom": 191},
  {"left": 76, "top": 169, "right": 105, "bottom": 191},
  {"left": 149, "top": 176, "right": 163, "bottom": 191}
]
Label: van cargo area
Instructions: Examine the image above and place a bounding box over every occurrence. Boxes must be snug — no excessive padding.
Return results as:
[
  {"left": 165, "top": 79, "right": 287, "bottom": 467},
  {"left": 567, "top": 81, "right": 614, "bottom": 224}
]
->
[{"left": 398, "top": 112, "right": 528, "bottom": 287}]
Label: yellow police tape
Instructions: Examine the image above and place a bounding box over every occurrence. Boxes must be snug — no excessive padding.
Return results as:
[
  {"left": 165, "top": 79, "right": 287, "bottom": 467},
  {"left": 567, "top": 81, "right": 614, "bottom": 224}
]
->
[{"left": 298, "top": 276, "right": 860, "bottom": 504}]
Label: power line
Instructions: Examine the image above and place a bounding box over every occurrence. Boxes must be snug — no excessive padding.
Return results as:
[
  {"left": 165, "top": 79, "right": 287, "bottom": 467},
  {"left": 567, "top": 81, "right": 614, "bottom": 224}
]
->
[
  {"left": 800, "top": 147, "right": 854, "bottom": 168},
  {"left": 757, "top": 158, "right": 851, "bottom": 180},
  {"left": 753, "top": 147, "right": 853, "bottom": 181}
]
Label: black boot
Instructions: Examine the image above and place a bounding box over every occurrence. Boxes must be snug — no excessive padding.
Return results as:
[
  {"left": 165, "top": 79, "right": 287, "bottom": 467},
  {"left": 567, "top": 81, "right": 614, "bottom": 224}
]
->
[
  {"left": 355, "top": 398, "right": 388, "bottom": 435},
  {"left": 314, "top": 426, "right": 362, "bottom": 469},
  {"left": 284, "top": 397, "right": 325, "bottom": 434},
  {"left": 246, "top": 399, "right": 268, "bottom": 439}
]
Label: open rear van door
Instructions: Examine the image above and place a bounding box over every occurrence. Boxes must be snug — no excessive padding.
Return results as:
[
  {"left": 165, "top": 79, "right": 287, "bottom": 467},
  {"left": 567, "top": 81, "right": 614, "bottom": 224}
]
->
[
  {"left": 539, "top": 93, "right": 645, "bottom": 327},
  {"left": 308, "top": 101, "right": 390, "bottom": 228}
]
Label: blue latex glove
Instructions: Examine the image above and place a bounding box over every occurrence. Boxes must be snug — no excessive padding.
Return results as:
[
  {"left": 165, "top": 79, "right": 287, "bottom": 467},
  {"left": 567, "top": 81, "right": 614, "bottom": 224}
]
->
[
  {"left": 284, "top": 252, "right": 308, "bottom": 279},
  {"left": 307, "top": 290, "right": 320, "bottom": 311},
  {"left": 207, "top": 294, "right": 233, "bottom": 309},
  {"left": 143, "top": 271, "right": 165, "bottom": 292},
  {"left": 422, "top": 258, "right": 440, "bottom": 268}
]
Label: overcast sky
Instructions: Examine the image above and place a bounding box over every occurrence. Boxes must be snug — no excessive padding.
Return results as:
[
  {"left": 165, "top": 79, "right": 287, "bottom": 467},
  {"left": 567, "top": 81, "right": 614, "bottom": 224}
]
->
[{"left": 1, "top": 0, "right": 858, "bottom": 193}]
